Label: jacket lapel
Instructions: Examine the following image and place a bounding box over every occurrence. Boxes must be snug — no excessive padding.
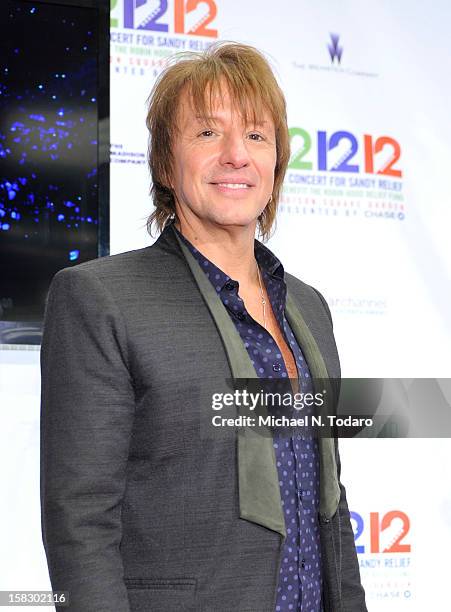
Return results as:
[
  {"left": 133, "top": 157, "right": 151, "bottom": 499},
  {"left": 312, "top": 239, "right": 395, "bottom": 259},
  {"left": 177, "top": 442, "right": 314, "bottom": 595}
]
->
[
  {"left": 172, "top": 227, "right": 286, "bottom": 539},
  {"left": 171, "top": 224, "right": 340, "bottom": 537},
  {"left": 285, "top": 293, "right": 341, "bottom": 519}
]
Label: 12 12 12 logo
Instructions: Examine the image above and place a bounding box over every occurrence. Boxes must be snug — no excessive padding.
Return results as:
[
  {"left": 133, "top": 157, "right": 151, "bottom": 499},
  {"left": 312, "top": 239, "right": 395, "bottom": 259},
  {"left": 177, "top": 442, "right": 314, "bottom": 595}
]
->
[
  {"left": 111, "top": 0, "right": 218, "bottom": 37},
  {"left": 351, "top": 510, "right": 411, "bottom": 554}
]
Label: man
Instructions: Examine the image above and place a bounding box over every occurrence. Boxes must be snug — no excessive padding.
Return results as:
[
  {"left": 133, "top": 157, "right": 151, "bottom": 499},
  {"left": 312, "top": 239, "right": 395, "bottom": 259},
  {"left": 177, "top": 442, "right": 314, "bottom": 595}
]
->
[{"left": 40, "top": 42, "right": 367, "bottom": 611}]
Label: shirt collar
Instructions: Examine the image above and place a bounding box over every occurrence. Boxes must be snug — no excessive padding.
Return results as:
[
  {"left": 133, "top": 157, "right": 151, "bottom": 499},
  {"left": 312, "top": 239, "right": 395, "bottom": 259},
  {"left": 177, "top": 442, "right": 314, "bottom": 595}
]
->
[
  {"left": 254, "top": 239, "right": 284, "bottom": 280},
  {"left": 173, "top": 223, "right": 285, "bottom": 289}
]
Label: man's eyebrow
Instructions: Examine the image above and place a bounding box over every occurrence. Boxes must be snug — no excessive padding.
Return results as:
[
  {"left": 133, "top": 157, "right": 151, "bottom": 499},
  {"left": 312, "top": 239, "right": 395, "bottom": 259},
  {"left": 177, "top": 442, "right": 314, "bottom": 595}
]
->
[{"left": 194, "top": 115, "right": 270, "bottom": 127}]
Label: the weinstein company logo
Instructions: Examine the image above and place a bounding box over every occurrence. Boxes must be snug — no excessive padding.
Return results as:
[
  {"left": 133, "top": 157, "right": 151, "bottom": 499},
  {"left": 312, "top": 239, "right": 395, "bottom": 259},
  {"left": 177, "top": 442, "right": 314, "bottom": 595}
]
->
[
  {"left": 328, "top": 33, "right": 343, "bottom": 64},
  {"left": 292, "top": 31, "right": 378, "bottom": 78}
]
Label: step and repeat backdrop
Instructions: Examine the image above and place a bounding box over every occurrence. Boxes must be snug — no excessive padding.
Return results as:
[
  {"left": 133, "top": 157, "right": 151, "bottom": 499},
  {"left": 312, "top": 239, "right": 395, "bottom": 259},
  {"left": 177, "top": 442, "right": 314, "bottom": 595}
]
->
[
  {"left": 109, "top": 1, "right": 451, "bottom": 610},
  {"left": 1, "top": 1, "right": 450, "bottom": 609}
]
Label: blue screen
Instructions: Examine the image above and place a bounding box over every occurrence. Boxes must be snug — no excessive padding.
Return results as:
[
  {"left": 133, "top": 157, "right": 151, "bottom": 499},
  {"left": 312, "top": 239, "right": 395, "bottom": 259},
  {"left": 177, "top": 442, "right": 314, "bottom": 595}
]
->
[{"left": 0, "top": 1, "right": 99, "bottom": 331}]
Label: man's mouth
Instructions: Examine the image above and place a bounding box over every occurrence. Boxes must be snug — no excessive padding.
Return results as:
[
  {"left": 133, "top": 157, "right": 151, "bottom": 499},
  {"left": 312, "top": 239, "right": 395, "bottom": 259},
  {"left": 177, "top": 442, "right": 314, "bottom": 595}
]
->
[{"left": 213, "top": 182, "right": 252, "bottom": 189}]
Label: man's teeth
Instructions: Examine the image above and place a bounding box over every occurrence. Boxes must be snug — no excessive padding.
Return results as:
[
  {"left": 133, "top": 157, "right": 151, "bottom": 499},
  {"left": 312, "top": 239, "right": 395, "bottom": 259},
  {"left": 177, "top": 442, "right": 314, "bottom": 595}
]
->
[{"left": 216, "top": 183, "right": 250, "bottom": 189}]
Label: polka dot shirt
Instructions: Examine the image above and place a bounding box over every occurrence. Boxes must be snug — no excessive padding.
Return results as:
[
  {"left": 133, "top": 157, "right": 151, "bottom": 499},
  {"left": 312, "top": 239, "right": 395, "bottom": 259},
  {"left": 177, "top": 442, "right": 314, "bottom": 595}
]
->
[{"left": 176, "top": 227, "right": 322, "bottom": 612}]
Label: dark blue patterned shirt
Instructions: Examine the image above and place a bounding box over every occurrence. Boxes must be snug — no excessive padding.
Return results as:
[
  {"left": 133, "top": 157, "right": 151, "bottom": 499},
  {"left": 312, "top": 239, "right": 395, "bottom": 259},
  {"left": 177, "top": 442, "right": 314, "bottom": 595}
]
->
[{"left": 175, "top": 226, "right": 322, "bottom": 612}]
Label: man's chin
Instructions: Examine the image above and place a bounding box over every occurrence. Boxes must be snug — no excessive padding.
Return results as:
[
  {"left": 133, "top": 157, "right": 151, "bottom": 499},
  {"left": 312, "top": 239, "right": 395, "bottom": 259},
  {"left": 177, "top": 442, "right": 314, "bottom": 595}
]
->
[
  {"left": 208, "top": 215, "right": 260, "bottom": 231},
  {"left": 203, "top": 205, "right": 264, "bottom": 228}
]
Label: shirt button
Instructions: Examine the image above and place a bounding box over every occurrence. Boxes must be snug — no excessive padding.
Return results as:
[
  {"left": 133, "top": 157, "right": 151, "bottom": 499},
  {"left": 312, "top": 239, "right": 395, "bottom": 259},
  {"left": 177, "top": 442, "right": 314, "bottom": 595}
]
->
[
  {"left": 225, "top": 282, "right": 235, "bottom": 291},
  {"left": 272, "top": 362, "right": 281, "bottom": 372},
  {"left": 301, "top": 558, "right": 306, "bottom": 569},
  {"left": 236, "top": 312, "right": 245, "bottom": 321}
]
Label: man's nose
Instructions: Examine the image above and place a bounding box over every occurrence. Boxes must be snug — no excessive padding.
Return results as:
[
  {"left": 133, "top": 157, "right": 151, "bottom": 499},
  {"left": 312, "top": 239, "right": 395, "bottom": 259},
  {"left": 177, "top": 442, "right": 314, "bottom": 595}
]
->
[{"left": 218, "top": 133, "right": 250, "bottom": 168}]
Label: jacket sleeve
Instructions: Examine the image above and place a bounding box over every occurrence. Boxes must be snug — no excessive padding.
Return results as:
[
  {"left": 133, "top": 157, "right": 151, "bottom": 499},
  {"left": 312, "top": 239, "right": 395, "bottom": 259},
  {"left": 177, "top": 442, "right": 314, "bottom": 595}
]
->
[
  {"left": 40, "top": 266, "right": 135, "bottom": 611},
  {"left": 313, "top": 286, "right": 367, "bottom": 610}
]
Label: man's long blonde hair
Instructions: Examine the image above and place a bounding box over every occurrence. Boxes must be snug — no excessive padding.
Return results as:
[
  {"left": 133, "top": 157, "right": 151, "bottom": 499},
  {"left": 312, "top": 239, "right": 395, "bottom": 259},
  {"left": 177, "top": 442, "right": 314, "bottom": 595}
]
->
[{"left": 145, "top": 42, "right": 290, "bottom": 241}]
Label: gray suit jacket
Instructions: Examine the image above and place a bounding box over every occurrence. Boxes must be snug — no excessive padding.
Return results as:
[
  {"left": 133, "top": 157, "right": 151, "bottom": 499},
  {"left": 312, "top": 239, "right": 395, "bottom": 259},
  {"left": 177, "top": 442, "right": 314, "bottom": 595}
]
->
[{"left": 40, "top": 223, "right": 367, "bottom": 611}]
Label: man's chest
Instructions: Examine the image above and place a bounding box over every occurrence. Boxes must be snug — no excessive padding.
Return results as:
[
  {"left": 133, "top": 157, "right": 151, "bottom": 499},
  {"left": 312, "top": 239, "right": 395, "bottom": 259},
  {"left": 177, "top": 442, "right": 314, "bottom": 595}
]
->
[{"left": 237, "top": 284, "right": 299, "bottom": 387}]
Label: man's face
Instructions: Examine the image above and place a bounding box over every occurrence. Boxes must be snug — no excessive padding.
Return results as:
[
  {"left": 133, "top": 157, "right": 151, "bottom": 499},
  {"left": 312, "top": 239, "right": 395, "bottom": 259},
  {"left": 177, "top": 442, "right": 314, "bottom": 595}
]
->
[{"left": 170, "top": 86, "right": 277, "bottom": 232}]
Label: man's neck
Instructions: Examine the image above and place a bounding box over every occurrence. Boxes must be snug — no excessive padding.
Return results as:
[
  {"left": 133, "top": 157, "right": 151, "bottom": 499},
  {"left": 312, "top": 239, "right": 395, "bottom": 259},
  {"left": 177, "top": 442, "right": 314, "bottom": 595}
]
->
[{"left": 174, "top": 218, "right": 260, "bottom": 289}]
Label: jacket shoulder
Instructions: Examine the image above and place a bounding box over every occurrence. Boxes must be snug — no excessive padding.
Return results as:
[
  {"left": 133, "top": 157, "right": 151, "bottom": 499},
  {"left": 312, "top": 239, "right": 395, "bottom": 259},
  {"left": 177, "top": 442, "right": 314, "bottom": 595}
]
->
[
  {"left": 284, "top": 270, "right": 340, "bottom": 380},
  {"left": 54, "top": 245, "right": 152, "bottom": 278},
  {"left": 50, "top": 239, "right": 182, "bottom": 287},
  {"left": 284, "top": 271, "right": 333, "bottom": 327}
]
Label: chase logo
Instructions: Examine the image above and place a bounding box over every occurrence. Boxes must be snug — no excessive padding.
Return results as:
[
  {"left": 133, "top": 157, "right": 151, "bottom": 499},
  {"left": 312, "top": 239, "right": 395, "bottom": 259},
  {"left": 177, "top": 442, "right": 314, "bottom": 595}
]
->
[
  {"left": 328, "top": 33, "right": 343, "bottom": 64},
  {"left": 111, "top": 0, "right": 218, "bottom": 37}
]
